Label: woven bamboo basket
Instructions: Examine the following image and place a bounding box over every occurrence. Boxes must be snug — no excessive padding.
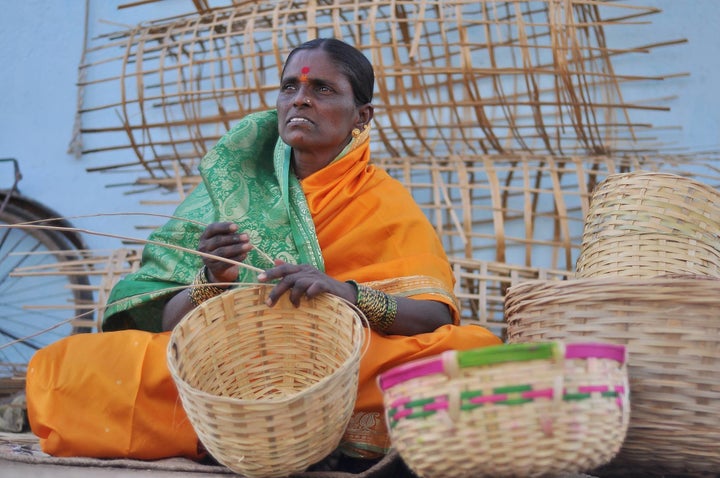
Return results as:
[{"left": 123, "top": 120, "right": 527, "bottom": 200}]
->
[
  {"left": 167, "top": 285, "right": 365, "bottom": 478},
  {"left": 505, "top": 276, "right": 720, "bottom": 476},
  {"left": 576, "top": 171, "right": 720, "bottom": 278},
  {"left": 378, "top": 341, "right": 629, "bottom": 478}
]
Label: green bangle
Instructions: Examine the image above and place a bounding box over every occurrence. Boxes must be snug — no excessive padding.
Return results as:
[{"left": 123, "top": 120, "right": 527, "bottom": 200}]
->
[{"left": 345, "top": 280, "right": 397, "bottom": 332}]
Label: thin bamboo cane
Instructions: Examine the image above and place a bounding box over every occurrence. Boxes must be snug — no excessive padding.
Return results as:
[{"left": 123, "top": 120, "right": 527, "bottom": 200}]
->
[{"left": 0, "top": 212, "right": 274, "bottom": 271}]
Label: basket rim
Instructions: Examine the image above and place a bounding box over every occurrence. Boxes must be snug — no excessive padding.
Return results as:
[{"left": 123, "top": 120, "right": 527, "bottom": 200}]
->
[
  {"left": 167, "top": 284, "right": 366, "bottom": 405},
  {"left": 378, "top": 341, "right": 627, "bottom": 390},
  {"left": 505, "top": 276, "right": 720, "bottom": 317},
  {"left": 595, "top": 170, "right": 720, "bottom": 192}
]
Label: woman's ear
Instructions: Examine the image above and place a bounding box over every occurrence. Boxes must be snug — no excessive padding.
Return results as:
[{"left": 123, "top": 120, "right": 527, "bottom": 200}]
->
[{"left": 357, "top": 104, "right": 374, "bottom": 129}]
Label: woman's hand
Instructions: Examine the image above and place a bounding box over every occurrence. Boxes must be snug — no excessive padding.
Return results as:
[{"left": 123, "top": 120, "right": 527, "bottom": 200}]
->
[
  {"left": 198, "top": 222, "right": 252, "bottom": 284},
  {"left": 256, "top": 260, "right": 454, "bottom": 336},
  {"left": 162, "top": 222, "right": 251, "bottom": 331},
  {"left": 257, "top": 259, "right": 356, "bottom": 307}
]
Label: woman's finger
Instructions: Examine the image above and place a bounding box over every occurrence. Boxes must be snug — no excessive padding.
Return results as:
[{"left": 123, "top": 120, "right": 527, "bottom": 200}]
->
[
  {"left": 201, "top": 222, "right": 238, "bottom": 238},
  {"left": 264, "top": 275, "right": 294, "bottom": 306},
  {"left": 257, "top": 261, "right": 298, "bottom": 282}
]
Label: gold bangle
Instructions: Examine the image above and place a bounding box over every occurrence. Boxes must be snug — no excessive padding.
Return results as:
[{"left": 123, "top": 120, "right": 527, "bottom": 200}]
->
[
  {"left": 188, "top": 266, "right": 227, "bottom": 306},
  {"left": 346, "top": 280, "right": 397, "bottom": 332}
]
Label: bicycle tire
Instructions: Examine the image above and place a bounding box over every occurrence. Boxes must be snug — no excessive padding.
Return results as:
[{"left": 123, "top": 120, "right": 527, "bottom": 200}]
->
[{"left": 0, "top": 199, "right": 95, "bottom": 374}]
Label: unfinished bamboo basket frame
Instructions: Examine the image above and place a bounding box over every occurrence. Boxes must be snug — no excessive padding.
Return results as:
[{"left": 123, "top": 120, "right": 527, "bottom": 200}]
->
[
  {"left": 6, "top": 247, "right": 142, "bottom": 332},
  {"left": 504, "top": 276, "right": 720, "bottom": 476},
  {"left": 75, "top": 0, "right": 685, "bottom": 181},
  {"left": 94, "top": 154, "right": 720, "bottom": 272},
  {"left": 450, "top": 256, "right": 571, "bottom": 336},
  {"left": 71, "top": 0, "right": 720, "bottom": 272},
  {"left": 576, "top": 170, "right": 720, "bottom": 278},
  {"left": 379, "top": 154, "right": 660, "bottom": 270},
  {"left": 0, "top": 246, "right": 142, "bottom": 388}
]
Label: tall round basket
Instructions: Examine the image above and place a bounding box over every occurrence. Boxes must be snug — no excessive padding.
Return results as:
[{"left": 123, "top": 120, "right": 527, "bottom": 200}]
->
[
  {"left": 167, "top": 285, "right": 365, "bottom": 478},
  {"left": 505, "top": 276, "right": 720, "bottom": 476},
  {"left": 378, "top": 341, "right": 629, "bottom": 478},
  {"left": 575, "top": 171, "right": 720, "bottom": 278}
]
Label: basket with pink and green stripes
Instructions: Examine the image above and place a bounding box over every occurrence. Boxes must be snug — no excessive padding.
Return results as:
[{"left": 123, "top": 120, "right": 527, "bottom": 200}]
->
[{"left": 378, "top": 342, "right": 629, "bottom": 478}]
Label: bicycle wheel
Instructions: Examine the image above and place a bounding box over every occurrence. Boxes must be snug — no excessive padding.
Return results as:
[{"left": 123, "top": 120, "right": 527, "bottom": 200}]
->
[{"left": 0, "top": 199, "right": 94, "bottom": 378}]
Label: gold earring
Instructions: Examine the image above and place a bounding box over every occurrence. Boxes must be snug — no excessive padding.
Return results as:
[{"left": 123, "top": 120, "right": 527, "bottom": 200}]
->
[{"left": 348, "top": 124, "right": 370, "bottom": 152}]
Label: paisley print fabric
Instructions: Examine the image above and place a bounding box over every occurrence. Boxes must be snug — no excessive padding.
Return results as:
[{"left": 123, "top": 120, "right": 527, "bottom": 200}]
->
[{"left": 103, "top": 109, "right": 321, "bottom": 331}]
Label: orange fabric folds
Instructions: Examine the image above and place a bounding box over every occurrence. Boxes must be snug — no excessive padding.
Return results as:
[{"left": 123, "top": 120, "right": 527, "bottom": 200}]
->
[
  {"left": 304, "top": 143, "right": 457, "bottom": 299},
  {"left": 26, "top": 330, "right": 201, "bottom": 460}
]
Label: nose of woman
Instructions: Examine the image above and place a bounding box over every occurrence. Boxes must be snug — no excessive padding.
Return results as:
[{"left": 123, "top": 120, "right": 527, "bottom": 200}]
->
[{"left": 292, "top": 84, "right": 312, "bottom": 107}]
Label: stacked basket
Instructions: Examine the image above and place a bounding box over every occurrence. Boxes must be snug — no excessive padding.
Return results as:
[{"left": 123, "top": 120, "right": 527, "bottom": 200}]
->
[
  {"left": 378, "top": 341, "right": 629, "bottom": 478},
  {"left": 167, "top": 285, "right": 365, "bottom": 478},
  {"left": 506, "top": 171, "right": 720, "bottom": 476},
  {"left": 575, "top": 171, "right": 720, "bottom": 278}
]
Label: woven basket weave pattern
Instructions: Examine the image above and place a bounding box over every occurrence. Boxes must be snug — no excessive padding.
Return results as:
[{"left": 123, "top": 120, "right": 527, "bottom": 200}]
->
[
  {"left": 576, "top": 171, "right": 720, "bottom": 278},
  {"left": 505, "top": 277, "right": 720, "bottom": 475},
  {"left": 379, "top": 342, "right": 628, "bottom": 478},
  {"left": 167, "top": 285, "right": 364, "bottom": 478}
]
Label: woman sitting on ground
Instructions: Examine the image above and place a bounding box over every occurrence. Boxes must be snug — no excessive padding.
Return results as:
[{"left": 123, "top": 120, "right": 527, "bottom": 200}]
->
[{"left": 27, "top": 37, "right": 501, "bottom": 470}]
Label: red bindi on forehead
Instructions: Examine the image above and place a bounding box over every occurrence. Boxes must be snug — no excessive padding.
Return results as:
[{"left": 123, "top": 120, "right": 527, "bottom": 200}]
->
[{"left": 300, "top": 66, "right": 310, "bottom": 82}]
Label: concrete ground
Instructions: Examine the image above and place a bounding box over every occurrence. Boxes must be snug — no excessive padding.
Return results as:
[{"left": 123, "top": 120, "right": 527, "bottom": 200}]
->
[
  {"left": 0, "top": 431, "right": 232, "bottom": 478},
  {"left": 0, "top": 459, "right": 231, "bottom": 478}
]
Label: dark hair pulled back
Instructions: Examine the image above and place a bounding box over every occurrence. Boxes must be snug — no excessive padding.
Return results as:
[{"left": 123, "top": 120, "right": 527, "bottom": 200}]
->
[{"left": 282, "top": 38, "right": 374, "bottom": 106}]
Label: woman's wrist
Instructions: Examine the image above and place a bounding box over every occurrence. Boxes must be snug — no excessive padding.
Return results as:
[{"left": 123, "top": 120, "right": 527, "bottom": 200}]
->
[
  {"left": 345, "top": 280, "right": 397, "bottom": 332},
  {"left": 188, "top": 266, "right": 228, "bottom": 306}
]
